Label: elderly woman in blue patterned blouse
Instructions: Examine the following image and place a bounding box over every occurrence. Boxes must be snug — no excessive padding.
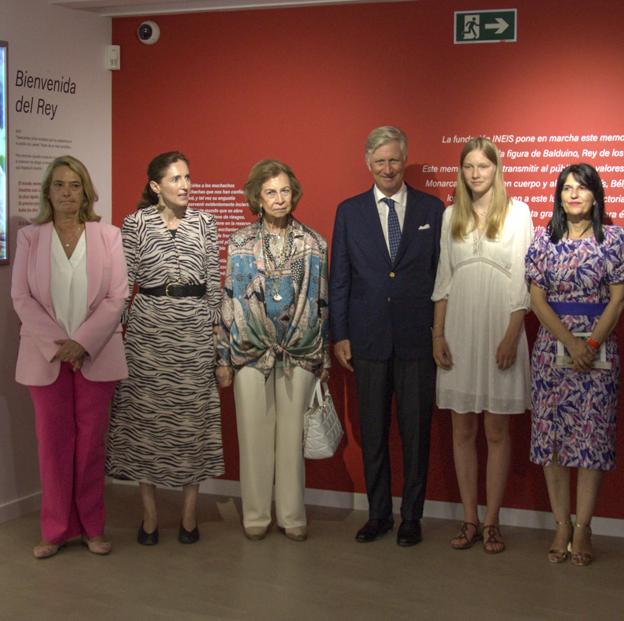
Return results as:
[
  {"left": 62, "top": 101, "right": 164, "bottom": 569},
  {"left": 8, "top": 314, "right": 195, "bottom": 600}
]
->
[{"left": 216, "top": 159, "right": 330, "bottom": 542}]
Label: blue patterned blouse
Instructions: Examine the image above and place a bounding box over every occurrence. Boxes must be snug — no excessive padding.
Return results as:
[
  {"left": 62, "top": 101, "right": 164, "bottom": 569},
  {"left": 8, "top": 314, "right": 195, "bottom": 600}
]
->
[{"left": 216, "top": 217, "right": 330, "bottom": 376}]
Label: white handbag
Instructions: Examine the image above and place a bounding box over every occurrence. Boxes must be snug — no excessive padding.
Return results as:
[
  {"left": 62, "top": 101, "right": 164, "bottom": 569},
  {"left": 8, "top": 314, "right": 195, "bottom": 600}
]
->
[{"left": 303, "top": 380, "right": 343, "bottom": 459}]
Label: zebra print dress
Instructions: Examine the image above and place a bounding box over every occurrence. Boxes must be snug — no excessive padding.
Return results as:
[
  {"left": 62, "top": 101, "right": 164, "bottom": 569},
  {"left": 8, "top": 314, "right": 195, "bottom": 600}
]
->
[{"left": 106, "top": 206, "right": 224, "bottom": 487}]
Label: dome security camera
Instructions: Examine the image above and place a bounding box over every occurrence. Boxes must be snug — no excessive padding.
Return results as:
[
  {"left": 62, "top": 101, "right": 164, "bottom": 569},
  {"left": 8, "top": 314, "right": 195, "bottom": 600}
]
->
[{"left": 137, "top": 21, "right": 160, "bottom": 45}]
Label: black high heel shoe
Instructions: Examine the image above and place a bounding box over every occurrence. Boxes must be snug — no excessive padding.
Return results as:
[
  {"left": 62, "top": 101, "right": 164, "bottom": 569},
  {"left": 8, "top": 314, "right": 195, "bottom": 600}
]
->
[
  {"left": 178, "top": 522, "right": 200, "bottom": 544},
  {"left": 137, "top": 521, "right": 159, "bottom": 545}
]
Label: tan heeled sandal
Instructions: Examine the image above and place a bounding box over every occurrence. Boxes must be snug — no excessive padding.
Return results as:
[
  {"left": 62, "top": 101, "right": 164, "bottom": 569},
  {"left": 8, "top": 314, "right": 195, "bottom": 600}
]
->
[
  {"left": 571, "top": 523, "right": 593, "bottom": 567},
  {"left": 547, "top": 520, "right": 572, "bottom": 564}
]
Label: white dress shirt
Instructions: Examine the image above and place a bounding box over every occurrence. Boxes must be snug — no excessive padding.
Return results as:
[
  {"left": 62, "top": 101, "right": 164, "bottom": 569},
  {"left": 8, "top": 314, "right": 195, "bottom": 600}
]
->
[
  {"left": 50, "top": 229, "right": 87, "bottom": 338},
  {"left": 374, "top": 183, "right": 407, "bottom": 254}
]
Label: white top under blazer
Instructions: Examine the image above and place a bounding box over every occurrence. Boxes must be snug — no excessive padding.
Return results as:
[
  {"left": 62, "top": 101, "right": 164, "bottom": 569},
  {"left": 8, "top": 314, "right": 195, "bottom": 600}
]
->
[{"left": 50, "top": 229, "right": 87, "bottom": 338}]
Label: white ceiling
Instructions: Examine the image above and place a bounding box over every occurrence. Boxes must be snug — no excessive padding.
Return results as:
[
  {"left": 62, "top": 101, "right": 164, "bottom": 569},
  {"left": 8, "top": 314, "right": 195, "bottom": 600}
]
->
[{"left": 50, "top": 0, "right": 407, "bottom": 18}]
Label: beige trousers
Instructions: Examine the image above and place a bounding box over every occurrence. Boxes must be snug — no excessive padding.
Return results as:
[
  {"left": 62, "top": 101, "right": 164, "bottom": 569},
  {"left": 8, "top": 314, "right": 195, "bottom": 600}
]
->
[{"left": 234, "top": 365, "right": 316, "bottom": 530}]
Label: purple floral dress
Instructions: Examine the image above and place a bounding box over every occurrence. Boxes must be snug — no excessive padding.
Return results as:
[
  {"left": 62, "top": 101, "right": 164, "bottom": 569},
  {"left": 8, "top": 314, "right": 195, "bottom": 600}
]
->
[{"left": 525, "top": 226, "right": 624, "bottom": 471}]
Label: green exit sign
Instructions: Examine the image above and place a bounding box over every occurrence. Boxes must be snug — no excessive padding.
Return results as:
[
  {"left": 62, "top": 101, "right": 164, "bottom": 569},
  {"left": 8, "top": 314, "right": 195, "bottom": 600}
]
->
[{"left": 454, "top": 9, "right": 517, "bottom": 44}]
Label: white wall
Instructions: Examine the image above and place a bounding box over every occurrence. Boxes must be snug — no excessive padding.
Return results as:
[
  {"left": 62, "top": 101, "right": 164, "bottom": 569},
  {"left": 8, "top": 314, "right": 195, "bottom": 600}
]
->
[{"left": 0, "top": 0, "right": 112, "bottom": 522}]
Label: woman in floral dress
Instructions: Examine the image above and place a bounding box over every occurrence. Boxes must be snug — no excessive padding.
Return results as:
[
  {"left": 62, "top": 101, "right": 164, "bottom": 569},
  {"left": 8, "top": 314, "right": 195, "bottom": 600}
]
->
[{"left": 526, "top": 162, "right": 624, "bottom": 566}]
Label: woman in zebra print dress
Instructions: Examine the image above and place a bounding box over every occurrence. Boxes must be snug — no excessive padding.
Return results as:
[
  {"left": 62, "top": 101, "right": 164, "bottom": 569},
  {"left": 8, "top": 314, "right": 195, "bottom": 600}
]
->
[{"left": 106, "top": 151, "right": 224, "bottom": 545}]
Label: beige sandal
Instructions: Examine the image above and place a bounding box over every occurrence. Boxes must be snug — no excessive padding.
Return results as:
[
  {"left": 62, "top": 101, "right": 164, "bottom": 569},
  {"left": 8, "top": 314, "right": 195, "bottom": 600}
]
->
[
  {"left": 33, "top": 541, "right": 61, "bottom": 559},
  {"left": 83, "top": 536, "right": 112, "bottom": 555}
]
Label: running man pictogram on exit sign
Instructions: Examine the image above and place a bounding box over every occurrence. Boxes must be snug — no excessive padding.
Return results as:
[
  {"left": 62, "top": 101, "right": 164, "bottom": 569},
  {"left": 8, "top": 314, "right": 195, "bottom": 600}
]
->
[{"left": 454, "top": 9, "right": 517, "bottom": 44}]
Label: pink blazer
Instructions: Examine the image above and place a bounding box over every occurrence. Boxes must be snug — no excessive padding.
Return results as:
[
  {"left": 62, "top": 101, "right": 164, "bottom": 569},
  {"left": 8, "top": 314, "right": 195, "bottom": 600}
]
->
[{"left": 11, "top": 221, "right": 129, "bottom": 386}]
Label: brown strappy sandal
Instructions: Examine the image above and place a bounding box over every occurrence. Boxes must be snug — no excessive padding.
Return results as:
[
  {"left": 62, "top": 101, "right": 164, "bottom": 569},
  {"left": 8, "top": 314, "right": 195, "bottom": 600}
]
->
[
  {"left": 450, "top": 521, "right": 482, "bottom": 550},
  {"left": 483, "top": 524, "right": 505, "bottom": 554}
]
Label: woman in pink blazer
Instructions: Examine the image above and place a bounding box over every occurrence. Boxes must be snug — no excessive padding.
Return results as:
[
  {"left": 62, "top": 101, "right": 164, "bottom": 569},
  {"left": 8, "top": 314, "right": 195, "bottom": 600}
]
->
[{"left": 11, "top": 155, "right": 128, "bottom": 559}]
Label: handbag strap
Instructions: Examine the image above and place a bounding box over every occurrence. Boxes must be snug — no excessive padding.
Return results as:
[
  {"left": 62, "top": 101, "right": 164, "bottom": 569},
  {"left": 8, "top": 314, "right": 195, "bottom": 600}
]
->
[
  {"left": 307, "top": 379, "right": 323, "bottom": 409},
  {"left": 321, "top": 381, "right": 330, "bottom": 398}
]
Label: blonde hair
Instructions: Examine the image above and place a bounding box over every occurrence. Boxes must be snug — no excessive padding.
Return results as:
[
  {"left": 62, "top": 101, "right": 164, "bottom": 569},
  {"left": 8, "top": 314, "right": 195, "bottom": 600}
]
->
[
  {"left": 451, "top": 137, "right": 508, "bottom": 240},
  {"left": 34, "top": 155, "right": 100, "bottom": 224}
]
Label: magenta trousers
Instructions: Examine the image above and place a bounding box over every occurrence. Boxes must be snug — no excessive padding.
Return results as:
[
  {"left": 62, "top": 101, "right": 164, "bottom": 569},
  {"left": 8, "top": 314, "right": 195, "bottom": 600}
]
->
[{"left": 29, "top": 363, "right": 116, "bottom": 544}]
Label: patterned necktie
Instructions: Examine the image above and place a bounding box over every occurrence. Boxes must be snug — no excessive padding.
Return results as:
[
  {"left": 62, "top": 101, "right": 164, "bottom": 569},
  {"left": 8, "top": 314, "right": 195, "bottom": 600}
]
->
[{"left": 382, "top": 197, "right": 401, "bottom": 262}]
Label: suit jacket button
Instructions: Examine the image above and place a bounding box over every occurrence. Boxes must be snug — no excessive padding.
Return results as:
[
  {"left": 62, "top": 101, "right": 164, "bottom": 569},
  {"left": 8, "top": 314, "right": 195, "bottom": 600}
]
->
[
  {"left": 389, "top": 271, "right": 396, "bottom": 278},
  {"left": 387, "top": 297, "right": 391, "bottom": 302}
]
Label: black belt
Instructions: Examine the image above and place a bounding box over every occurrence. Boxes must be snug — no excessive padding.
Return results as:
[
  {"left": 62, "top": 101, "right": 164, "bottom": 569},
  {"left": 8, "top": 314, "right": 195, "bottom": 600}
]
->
[{"left": 138, "top": 283, "right": 206, "bottom": 298}]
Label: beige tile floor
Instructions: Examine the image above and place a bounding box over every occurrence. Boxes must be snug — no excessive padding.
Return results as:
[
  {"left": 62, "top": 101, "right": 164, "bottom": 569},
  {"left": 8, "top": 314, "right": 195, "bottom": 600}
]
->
[{"left": 1, "top": 485, "right": 623, "bottom": 621}]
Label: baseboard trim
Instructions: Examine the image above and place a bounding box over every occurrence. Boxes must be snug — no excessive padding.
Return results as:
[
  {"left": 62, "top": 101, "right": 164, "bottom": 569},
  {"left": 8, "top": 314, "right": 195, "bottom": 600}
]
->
[
  {"left": 0, "top": 492, "right": 41, "bottom": 524},
  {"left": 7, "top": 480, "right": 621, "bottom": 537},
  {"left": 195, "top": 479, "right": 624, "bottom": 538}
]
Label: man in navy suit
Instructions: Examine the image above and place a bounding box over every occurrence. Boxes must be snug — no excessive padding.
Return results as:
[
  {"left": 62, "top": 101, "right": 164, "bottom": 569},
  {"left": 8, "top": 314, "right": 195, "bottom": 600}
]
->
[{"left": 329, "top": 126, "right": 443, "bottom": 546}]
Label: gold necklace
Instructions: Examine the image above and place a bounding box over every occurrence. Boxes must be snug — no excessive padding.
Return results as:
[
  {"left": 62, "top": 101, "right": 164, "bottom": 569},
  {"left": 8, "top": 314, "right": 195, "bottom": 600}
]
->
[
  {"left": 55, "top": 224, "right": 84, "bottom": 248},
  {"left": 261, "top": 223, "right": 291, "bottom": 303}
]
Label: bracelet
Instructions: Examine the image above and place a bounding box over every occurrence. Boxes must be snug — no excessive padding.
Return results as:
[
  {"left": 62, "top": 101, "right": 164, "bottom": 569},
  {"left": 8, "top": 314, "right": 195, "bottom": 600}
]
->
[
  {"left": 432, "top": 334, "right": 445, "bottom": 340},
  {"left": 586, "top": 337, "right": 601, "bottom": 351}
]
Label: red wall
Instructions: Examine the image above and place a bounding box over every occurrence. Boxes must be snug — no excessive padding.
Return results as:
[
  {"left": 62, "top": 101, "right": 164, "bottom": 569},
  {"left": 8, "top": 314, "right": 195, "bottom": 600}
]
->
[{"left": 112, "top": 0, "right": 624, "bottom": 518}]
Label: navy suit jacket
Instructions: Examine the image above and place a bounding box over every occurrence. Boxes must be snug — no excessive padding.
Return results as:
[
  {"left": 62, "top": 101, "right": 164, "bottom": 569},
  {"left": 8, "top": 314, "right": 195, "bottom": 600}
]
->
[{"left": 329, "top": 184, "right": 443, "bottom": 360}]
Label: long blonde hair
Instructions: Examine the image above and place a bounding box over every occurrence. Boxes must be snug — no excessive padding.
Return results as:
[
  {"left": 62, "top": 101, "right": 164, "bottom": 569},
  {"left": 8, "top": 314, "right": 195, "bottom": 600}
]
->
[
  {"left": 33, "top": 155, "right": 100, "bottom": 224},
  {"left": 451, "top": 137, "right": 508, "bottom": 240}
]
